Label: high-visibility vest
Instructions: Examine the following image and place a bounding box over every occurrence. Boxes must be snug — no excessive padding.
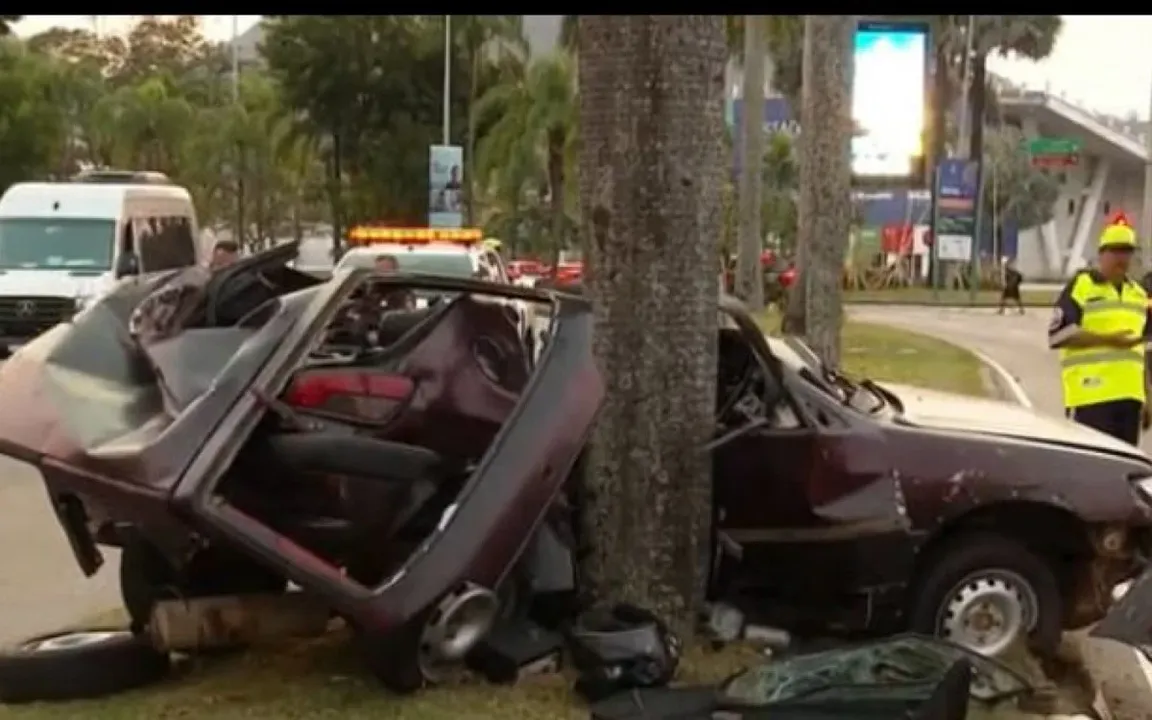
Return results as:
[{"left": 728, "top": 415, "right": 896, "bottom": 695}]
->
[{"left": 1060, "top": 271, "right": 1148, "bottom": 408}]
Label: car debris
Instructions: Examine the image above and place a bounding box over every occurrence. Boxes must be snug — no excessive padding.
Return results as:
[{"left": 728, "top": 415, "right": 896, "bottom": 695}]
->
[
  {"left": 0, "top": 241, "right": 1151, "bottom": 704},
  {"left": 587, "top": 633, "right": 1035, "bottom": 720}
]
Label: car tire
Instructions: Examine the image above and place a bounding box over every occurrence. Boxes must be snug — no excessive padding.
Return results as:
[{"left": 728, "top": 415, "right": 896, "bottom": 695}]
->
[
  {"left": 0, "top": 629, "right": 170, "bottom": 704},
  {"left": 354, "top": 615, "right": 429, "bottom": 695},
  {"left": 120, "top": 534, "right": 286, "bottom": 634},
  {"left": 908, "top": 533, "right": 1063, "bottom": 657}
]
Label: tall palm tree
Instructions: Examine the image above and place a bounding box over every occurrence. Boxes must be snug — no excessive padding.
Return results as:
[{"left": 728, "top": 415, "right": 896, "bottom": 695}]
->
[
  {"left": 455, "top": 15, "right": 527, "bottom": 224},
  {"left": 0, "top": 16, "right": 21, "bottom": 37},
  {"left": 475, "top": 51, "right": 576, "bottom": 258}
]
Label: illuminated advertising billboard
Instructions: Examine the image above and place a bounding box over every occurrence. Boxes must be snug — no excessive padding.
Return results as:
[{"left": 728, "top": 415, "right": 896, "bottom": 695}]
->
[{"left": 851, "top": 20, "right": 930, "bottom": 187}]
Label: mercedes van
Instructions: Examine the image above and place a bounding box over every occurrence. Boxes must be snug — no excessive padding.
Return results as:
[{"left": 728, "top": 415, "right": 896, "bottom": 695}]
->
[{"left": 0, "top": 173, "right": 199, "bottom": 355}]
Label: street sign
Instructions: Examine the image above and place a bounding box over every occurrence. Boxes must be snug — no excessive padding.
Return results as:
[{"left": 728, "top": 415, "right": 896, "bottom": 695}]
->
[
  {"left": 1027, "top": 138, "right": 1081, "bottom": 156},
  {"left": 1025, "top": 137, "right": 1082, "bottom": 169}
]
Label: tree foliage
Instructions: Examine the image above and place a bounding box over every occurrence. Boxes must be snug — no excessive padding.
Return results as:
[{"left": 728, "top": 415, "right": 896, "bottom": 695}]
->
[{"left": 982, "top": 124, "right": 1060, "bottom": 230}]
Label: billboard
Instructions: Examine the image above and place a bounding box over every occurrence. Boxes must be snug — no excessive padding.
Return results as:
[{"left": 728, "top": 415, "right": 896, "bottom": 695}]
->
[
  {"left": 851, "top": 20, "right": 929, "bottom": 187},
  {"left": 428, "top": 144, "right": 464, "bottom": 228}
]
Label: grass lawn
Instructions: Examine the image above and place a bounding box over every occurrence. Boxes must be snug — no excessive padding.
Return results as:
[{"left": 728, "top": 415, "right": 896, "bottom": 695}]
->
[
  {"left": 0, "top": 319, "right": 996, "bottom": 719},
  {"left": 843, "top": 287, "right": 1058, "bottom": 307},
  {"left": 758, "top": 310, "right": 989, "bottom": 398}
]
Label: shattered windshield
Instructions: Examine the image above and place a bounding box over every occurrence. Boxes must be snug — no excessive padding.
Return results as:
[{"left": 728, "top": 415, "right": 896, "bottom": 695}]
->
[{"left": 719, "top": 635, "right": 1028, "bottom": 705}]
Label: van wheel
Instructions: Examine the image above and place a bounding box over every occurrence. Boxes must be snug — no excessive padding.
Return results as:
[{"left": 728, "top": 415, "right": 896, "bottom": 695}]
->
[
  {"left": 908, "top": 533, "right": 1062, "bottom": 658},
  {"left": 120, "top": 535, "right": 286, "bottom": 634}
]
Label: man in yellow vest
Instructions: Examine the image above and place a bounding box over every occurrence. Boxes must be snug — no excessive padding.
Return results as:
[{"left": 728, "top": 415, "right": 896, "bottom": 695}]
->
[{"left": 1048, "top": 213, "right": 1152, "bottom": 444}]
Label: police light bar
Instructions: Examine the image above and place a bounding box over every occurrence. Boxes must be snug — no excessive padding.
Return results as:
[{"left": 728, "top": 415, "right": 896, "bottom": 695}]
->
[{"left": 347, "top": 226, "right": 483, "bottom": 245}]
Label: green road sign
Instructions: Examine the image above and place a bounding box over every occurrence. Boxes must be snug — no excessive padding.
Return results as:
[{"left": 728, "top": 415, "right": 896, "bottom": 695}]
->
[{"left": 1025, "top": 138, "right": 1082, "bottom": 156}]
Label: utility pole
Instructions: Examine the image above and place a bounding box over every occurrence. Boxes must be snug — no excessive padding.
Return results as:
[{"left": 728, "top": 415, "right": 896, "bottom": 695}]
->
[
  {"left": 736, "top": 15, "right": 766, "bottom": 310},
  {"left": 231, "top": 15, "right": 241, "bottom": 104},
  {"left": 442, "top": 15, "right": 452, "bottom": 145}
]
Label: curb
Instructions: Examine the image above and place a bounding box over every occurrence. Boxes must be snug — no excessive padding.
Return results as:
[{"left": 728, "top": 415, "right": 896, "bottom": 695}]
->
[{"left": 969, "top": 348, "right": 1033, "bottom": 409}]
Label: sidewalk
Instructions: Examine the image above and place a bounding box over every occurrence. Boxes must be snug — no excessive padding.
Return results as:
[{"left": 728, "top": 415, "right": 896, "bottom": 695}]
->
[{"left": 849, "top": 306, "right": 1152, "bottom": 720}]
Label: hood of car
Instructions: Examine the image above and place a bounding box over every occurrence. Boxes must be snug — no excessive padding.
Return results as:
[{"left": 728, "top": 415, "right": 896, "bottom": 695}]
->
[{"left": 881, "top": 382, "right": 1149, "bottom": 462}]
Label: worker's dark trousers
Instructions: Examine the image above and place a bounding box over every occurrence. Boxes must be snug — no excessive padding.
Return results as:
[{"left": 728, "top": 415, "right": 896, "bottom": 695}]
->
[{"left": 1066, "top": 400, "right": 1142, "bottom": 446}]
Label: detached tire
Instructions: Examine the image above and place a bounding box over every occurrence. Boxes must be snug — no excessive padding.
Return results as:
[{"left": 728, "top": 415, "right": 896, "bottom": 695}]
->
[
  {"left": 0, "top": 630, "right": 170, "bottom": 704},
  {"left": 908, "top": 533, "right": 1063, "bottom": 658}
]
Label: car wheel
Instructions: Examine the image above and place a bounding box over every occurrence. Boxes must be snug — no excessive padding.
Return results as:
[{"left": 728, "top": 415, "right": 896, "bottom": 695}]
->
[
  {"left": 120, "top": 535, "right": 286, "bottom": 634},
  {"left": 0, "top": 629, "right": 170, "bottom": 704},
  {"left": 908, "top": 533, "right": 1062, "bottom": 658},
  {"left": 357, "top": 583, "right": 501, "bottom": 694}
]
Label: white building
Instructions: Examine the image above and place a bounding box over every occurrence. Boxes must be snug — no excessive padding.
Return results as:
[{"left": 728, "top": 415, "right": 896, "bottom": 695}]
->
[{"left": 998, "top": 85, "right": 1149, "bottom": 281}]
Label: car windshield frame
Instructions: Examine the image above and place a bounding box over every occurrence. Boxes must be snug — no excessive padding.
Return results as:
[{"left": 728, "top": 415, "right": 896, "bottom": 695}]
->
[
  {"left": 767, "top": 335, "right": 897, "bottom": 416},
  {"left": 0, "top": 217, "right": 116, "bottom": 271},
  {"left": 337, "top": 250, "right": 475, "bottom": 279}
]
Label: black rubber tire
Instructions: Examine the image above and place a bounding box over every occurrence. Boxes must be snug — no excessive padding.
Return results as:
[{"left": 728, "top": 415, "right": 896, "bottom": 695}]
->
[
  {"left": 0, "top": 629, "right": 170, "bottom": 704},
  {"left": 908, "top": 533, "right": 1063, "bottom": 656},
  {"left": 120, "top": 536, "right": 286, "bottom": 634},
  {"left": 354, "top": 616, "right": 428, "bottom": 695}
]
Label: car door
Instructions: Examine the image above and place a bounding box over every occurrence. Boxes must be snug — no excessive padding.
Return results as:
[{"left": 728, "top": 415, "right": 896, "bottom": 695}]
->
[{"left": 710, "top": 299, "right": 911, "bottom": 609}]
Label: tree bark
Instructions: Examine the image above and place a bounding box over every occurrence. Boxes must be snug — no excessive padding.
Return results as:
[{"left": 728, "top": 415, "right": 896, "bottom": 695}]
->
[
  {"left": 736, "top": 16, "right": 766, "bottom": 310},
  {"left": 577, "top": 14, "right": 725, "bottom": 638},
  {"left": 794, "top": 15, "right": 853, "bottom": 367}
]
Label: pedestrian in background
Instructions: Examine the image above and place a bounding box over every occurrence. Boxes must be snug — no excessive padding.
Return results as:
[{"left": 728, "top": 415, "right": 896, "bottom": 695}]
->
[
  {"left": 1048, "top": 216, "right": 1152, "bottom": 445},
  {"left": 209, "top": 240, "right": 239, "bottom": 271},
  {"left": 997, "top": 259, "right": 1024, "bottom": 315}
]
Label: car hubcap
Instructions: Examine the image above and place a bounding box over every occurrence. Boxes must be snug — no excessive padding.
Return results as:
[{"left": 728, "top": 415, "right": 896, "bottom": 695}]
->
[
  {"left": 936, "top": 570, "right": 1037, "bottom": 657},
  {"left": 24, "top": 630, "right": 125, "bottom": 653}
]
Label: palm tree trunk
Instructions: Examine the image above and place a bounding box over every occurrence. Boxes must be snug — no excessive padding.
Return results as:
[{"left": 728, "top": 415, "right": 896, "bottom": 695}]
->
[
  {"left": 792, "top": 15, "right": 853, "bottom": 367},
  {"left": 547, "top": 129, "right": 566, "bottom": 257},
  {"left": 736, "top": 15, "right": 766, "bottom": 310},
  {"left": 577, "top": 14, "right": 725, "bottom": 638},
  {"left": 466, "top": 49, "right": 482, "bottom": 227}
]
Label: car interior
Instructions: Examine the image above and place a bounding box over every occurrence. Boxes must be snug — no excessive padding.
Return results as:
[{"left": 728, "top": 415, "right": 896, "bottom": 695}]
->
[{"left": 217, "top": 278, "right": 546, "bottom": 584}]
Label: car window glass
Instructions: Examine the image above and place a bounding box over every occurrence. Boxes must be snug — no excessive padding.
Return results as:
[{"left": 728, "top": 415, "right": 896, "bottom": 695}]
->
[
  {"left": 474, "top": 255, "right": 495, "bottom": 280},
  {"left": 138, "top": 215, "right": 197, "bottom": 272}
]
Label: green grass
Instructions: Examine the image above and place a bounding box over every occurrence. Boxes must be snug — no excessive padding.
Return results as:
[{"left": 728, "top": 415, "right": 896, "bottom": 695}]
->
[
  {"left": 843, "top": 287, "right": 1058, "bottom": 307},
  {"left": 759, "top": 311, "right": 990, "bottom": 398},
  {"left": 0, "top": 319, "right": 997, "bottom": 719}
]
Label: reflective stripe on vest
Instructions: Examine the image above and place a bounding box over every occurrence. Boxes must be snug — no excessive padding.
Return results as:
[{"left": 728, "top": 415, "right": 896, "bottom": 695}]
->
[{"left": 1059, "top": 272, "right": 1148, "bottom": 408}]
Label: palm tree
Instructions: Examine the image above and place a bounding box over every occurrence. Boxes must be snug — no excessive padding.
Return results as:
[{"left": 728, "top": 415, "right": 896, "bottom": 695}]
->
[
  {"left": 0, "top": 16, "right": 21, "bottom": 37},
  {"left": 575, "top": 14, "right": 726, "bottom": 637},
  {"left": 475, "top": 51, "right": 576, "bottom": 259},
  {"left": 455, "top": 15, "right": 526, "bottom": 224}
]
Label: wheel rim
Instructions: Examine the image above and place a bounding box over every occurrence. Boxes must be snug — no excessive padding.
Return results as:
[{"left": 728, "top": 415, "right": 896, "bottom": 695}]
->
[
  {"left": 935, "top": 569, "right": 1038, "bottom": 657},
  {"left": 23, "top": 630, "right": 126, "bottom": 653}
]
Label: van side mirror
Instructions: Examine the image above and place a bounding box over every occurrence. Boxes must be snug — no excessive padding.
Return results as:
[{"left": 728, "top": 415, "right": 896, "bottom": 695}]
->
[{"left": 114, "top": 251, "right": 140, "bottom": 279}]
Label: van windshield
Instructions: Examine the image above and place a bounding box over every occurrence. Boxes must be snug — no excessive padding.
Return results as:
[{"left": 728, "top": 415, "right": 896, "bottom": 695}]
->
[{"left": 0, "top": 218, "right": 115, "bottom": 270}]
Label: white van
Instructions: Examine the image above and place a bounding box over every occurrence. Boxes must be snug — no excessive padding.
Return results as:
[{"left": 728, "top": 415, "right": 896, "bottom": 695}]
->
[{"left": 0, "top": 176, "right": 199, "bottom": 353}]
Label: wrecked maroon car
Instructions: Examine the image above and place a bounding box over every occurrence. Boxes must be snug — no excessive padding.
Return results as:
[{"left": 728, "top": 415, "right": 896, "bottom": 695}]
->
[
  {"left": 0, "top": 240, "right": 1150, "bottom": 700},
  {"left": 711, "top": 321, "right": 1152, "bottom": 659},
  {"left": 0, "top": 242, "right": 599, "bottom": 692}
]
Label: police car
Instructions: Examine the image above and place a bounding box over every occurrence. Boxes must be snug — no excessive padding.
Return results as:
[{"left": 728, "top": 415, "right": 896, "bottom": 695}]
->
[{"left": 335, "top": 226, "right": 533, "bottom": 345}]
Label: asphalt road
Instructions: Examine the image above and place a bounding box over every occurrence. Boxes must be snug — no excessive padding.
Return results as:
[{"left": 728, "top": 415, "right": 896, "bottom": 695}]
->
[
  {"left": 0, "top": 457, "right": 120, "bottom": 646},
  {"left": 850, "top": 304, "right": 1152, "bottom": 719}
]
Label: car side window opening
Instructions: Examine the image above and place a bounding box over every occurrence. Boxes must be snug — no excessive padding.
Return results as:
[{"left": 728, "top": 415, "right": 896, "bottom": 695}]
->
[{"left": 138, "top": 215, "right": 197, "bottom": 272}]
